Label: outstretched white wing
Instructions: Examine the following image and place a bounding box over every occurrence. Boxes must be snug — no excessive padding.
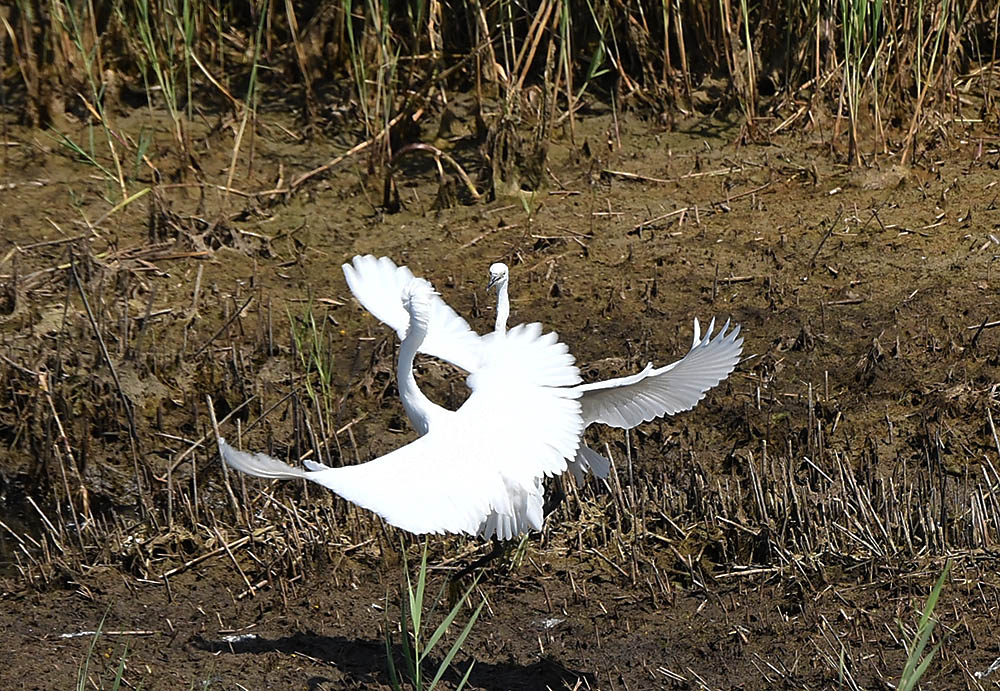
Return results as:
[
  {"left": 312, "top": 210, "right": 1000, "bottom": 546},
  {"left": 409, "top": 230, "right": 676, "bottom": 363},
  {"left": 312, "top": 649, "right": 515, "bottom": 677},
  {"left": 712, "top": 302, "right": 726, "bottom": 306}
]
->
[
  {"left": 221, "top": 432, "right": 512, "bottom": 537},
  {"left": 343, "top": 255, "right": 483, "bottom": 372},
  {"left": 575, "top": 319, "right": 743, "bottom": 429}
]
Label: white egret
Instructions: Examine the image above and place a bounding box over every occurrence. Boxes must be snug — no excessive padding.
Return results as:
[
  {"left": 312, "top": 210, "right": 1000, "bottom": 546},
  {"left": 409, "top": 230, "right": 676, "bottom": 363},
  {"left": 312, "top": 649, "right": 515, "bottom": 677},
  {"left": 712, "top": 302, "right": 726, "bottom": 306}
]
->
[
  {"left": 345, "top": 256, "right": 743, "bottom": 486},
  {"left": 219, "top": 278, "right": 585, "bottom": 540}
]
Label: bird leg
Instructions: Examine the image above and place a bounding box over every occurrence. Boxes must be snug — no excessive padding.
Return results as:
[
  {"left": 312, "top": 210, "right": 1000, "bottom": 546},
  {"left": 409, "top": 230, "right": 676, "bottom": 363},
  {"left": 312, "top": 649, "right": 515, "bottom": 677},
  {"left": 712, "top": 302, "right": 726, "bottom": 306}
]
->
[
  {"left": 542, "top": 477, "right": 566, "bottom": 517},
  {"left": 452, "top": 537, "right": 507, "bottom": 582}
]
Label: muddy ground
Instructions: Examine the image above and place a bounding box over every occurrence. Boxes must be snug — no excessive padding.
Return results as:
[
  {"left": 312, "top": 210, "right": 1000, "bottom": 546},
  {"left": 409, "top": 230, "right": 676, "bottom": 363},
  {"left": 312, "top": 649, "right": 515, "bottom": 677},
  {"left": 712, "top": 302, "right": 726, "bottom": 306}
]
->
[{"left": 2, "top": 100, "right": 1000, "bottom": 690}]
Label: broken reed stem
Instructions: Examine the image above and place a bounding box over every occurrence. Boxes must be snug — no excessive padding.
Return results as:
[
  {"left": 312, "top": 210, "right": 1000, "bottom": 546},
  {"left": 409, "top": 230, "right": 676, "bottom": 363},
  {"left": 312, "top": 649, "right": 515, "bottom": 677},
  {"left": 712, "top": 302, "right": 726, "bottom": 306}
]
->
[
  {"left": 70, "top": 253, "right": 137, "bottom": 439},
  {"left": 192, "top": 294, "right": 254, "bottom": 357},
  {"left": 37, "top": 369, "right": 89, "bottom": 554},
  {"left": 213, "top": 525, "right": 255, "bottom": 596},
  {"left": 391, "top": 143, "right": 482, "bottom": 200},
  {"left": 159, "top": 534, "right": 254, "bottom": 580},
  {"left": 206, "top": 394, "right": 244, "bottom": 525}
]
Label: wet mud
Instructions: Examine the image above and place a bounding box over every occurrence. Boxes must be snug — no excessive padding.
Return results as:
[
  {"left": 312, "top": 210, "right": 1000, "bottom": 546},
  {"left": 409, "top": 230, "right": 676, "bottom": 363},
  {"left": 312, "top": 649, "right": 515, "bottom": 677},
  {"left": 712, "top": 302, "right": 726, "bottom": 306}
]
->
[{"left": 2, "top": 104, "right": 1000, "bottom": 689}]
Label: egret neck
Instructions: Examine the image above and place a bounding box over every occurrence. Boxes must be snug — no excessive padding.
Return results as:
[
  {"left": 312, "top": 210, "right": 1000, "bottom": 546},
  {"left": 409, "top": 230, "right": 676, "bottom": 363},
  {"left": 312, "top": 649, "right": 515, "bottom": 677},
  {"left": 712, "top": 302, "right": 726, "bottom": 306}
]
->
[{"left": 494, "top": 280, "right": 509, "bottom": 334}]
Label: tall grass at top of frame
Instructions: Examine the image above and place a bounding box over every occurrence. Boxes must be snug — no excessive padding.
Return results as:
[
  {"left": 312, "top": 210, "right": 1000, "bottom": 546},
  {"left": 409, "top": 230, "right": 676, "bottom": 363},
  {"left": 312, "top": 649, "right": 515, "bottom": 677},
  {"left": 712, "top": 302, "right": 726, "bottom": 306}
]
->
[{"left": 1, "top": 0, "right": 996, "bottom": 169}]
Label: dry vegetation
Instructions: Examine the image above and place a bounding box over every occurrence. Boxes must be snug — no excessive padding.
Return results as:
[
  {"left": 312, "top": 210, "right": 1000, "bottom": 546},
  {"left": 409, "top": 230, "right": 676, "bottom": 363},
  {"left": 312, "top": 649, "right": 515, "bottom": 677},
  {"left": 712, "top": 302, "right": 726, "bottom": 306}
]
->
[{"left": 2, "top": 0, "right": 1000, "bottom": 688}]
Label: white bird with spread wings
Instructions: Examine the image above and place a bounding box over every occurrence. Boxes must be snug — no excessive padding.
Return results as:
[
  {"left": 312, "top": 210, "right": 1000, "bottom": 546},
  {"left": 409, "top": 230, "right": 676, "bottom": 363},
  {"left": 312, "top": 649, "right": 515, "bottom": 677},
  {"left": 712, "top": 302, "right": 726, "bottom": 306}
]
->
[{"left": 344, "top": 256, "right": 744, "bottom": 484}]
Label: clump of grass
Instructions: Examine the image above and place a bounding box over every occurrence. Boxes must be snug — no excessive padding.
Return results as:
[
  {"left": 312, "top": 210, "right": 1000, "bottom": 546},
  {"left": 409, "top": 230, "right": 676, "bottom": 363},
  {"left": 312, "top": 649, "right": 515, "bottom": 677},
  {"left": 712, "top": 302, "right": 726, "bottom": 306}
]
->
[
  {"left": 52, "top": 0, "right": 128, "bottom": 199},
  {"left": 288, "top": 297, "right": 338, "bottom": 459},
  {"left": 839, "top": 0, "right": 884, "bottom": 164},
  {"left": 386, "top": 542, "right": 484, "bottom": 690},
  {"left": 129, "top": 0, "right": 193, "bottom": 163}
]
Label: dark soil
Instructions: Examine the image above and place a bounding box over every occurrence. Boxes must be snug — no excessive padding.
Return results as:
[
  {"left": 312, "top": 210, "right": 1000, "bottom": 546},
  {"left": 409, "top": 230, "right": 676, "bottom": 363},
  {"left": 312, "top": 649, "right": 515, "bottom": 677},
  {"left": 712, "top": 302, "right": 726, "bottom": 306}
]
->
[{"left": 2, "top": 102, "right": 1000, "bottom": 689}]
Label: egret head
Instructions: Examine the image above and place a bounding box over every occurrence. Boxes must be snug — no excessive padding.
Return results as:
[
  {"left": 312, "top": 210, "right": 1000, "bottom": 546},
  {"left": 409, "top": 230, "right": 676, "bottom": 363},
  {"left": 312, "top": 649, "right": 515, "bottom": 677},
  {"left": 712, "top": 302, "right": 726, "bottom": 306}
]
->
[
  {"left": 401, "top": 278, "right": 435, "bottom": 328},
  {"left": 486, "top": 262, "right": 509, "bottom": 292}
]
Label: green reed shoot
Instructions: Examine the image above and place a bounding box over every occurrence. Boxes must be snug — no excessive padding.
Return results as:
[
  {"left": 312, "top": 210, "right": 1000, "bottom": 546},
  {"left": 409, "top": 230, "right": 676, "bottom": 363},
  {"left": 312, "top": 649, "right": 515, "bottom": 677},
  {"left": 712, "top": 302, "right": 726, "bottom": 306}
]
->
[
  {"left": 288, "top": 299, "right": 337, "bottom": 445},
  {"left": 133, "top": 0, "right": 184, "bottom": 149},
  {"left": 739, "top": 0, "right": 758, "bottom": 125},
  {"left": 386, "top": 541, "right": 483, "bottom": 691},
  {"left": 840, "top": 0, "right": 883, "bottom": 163},
  {"left": 898, "top": 560, "right": 950, "bottom": 691},
  {"left": 580, "top": 0, "right": 612, "bottom": 100},
  {"left": 224, "top": 0, "right": 267, "bottom": 196},
  {"left": 76, "top": 608, "right": 131, "bottom": 691},
  {"left": 56, "top": 0, "right": 127, "bottom": 198},
  {"left": 343, "top": 0, "right": 374, "bottom": 137}
]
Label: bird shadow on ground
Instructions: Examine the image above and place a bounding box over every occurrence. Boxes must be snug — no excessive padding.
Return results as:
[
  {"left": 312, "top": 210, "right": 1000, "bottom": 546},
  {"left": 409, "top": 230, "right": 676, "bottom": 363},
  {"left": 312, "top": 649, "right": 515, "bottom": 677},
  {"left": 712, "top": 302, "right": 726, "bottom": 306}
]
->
[{"left": 194, "top": 631, "right": 591, "bottom": 690}]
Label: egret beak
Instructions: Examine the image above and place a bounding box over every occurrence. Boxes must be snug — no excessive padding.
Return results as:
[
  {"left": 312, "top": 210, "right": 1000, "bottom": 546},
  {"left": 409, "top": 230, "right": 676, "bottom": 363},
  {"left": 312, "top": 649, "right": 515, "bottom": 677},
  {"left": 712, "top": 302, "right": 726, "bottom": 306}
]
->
[{"left": 486, "top": 275, "right": 500, "bottom": 291}]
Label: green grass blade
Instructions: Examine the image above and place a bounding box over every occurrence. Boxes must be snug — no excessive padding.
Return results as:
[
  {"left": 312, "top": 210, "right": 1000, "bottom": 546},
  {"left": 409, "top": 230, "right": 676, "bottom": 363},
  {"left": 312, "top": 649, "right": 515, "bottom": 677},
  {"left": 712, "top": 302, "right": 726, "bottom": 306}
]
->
[
  {"left": 907, "top": 640, "right": 944, "bottom": 689},
  {"left": 454, "top": 659, "right": 476, "bottom": 691},
  {"left": 422, "top": 575, "right": 481, "bottom": 659},
  {"left": 399, "top": 584, "right": 418, "bottom": 684},
  {"left": 899, "top": 560, "right": 950, "bottom": 690},
  {"left": 428, "top": 600, "right": 485, "bottom": 689},
  {"left": 384, "top": 612, "right": 402, "bottom": 691},
  {"left": 110, "top": 642, "right": 129, "bottom": 691},
  {"left": 77, "top": 608, "right": 110, "bottom": 691},
  {"left": 412, "top": 542, "right": 428, "bottom": 641}
]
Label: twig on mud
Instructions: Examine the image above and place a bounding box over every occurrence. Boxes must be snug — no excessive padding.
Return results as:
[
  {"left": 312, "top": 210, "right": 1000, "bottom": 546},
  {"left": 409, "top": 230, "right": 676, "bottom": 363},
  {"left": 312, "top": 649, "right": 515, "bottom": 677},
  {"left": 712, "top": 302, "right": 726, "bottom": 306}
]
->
[
  {"left": 809, "top": 205, "right": 845, "bottom": 267},
  {"left": 261, "top": 49, "right": 487, "bottom": 201},
  {"left": 601, "top": 169, "right": 671, "bottom": 184},
  {"left": 192, "top": 294, "right": 254, "bottom": 357},
  {"left": 0, "top": 179, "right": 49, "bottom": 190},
  {"left": 15, "top": 234, "right": 91, "bottom": 251},
  {"left": 721, "top": 181, "right": 774, "bottom": 204},
  {"left": 966, "top": 318, "right": 1000, "bottom": 330},
  {"left": 587, "top": 547, "right": 629, "bottom": 578},
  {"left": 680, "top": 165, "right": 745, "bottom": 179},
  {"left": 56, "top": 629, "right": 161, "bottom": 639},
  {"left": 633, "top": 207, "right": 689, "bottom": 232},
  {"left": 70, "top": 254, "right": 137, "bottom": 440},
  {"left": 213, "top": 525, "right": 256, "bottom": 596},
  {"left": 391, "top": 143, "right": 482, "bottom": 200},
  {"left": 268, "top": 123, "right": 389, "bottom": 196},
  {"left": 207, "top": 395, "right": 244, "bottom": 525},
  {"left": 450, "top": 224, "right": 518, "bottom": 254},
  {"left": 715, "top": 566, "right": 781, "bottom": 579},
  {"left": 158, "top": 534, "right": 255, "bottom": 579},
  {"left": 160, "top": 181, "right": 256, "bottom": 198},
  {"left": 0, "top": 354, "right": 38, "bottom": 377}
]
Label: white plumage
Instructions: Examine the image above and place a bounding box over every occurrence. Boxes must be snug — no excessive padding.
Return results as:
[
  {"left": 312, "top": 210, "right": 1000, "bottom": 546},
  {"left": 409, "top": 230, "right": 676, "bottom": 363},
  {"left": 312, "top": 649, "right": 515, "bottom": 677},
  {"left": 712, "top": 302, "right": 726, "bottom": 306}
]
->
[
  {"left": 220, "top": 278, "right": 584, "bottom": 539},
  {"left": 343, "top": 256, "right": 485, "bottom": 373},
  {"left": 343, "top": 256, "right": 744, "bottom": 486}
]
